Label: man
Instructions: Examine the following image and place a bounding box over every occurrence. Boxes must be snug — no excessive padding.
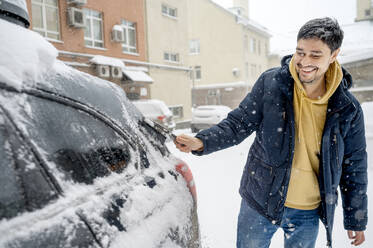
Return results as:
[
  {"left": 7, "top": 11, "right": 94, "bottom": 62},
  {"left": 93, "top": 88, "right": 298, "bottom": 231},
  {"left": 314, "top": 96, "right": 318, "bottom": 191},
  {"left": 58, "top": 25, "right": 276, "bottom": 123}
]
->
[{"left": 175, "top": 17, "right": 367, "bottom": 248}]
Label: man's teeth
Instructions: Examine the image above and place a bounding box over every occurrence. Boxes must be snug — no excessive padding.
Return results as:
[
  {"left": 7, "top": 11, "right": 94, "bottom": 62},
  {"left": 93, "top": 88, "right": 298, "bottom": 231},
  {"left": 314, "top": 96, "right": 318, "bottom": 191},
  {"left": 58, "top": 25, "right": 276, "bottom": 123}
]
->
[{"left": 302, "top": 68, "right": 315, "bottom": 72}]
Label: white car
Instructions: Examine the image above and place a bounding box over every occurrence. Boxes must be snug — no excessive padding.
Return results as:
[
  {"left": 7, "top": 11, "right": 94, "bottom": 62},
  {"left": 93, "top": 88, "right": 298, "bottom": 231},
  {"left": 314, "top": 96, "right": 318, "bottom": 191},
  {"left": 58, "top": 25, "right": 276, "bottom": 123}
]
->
[
  {"left": 132, "top": 99, "right": 176, "bottom": 131},
  {"left": 191, "top": 105, "right": 232, "bottom": 133}
]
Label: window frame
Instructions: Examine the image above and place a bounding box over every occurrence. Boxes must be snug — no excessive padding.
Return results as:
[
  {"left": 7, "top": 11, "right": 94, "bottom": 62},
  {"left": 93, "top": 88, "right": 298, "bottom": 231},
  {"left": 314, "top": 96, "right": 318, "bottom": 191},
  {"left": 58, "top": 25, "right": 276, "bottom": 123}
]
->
[
  {"left": 161, "top": 4, "right": 178, "bottom": 19},
  {"left": 121, "top": 19, "right": 138, "bottom": 54},
  {"left": 163, "top": 52, "right": 180, "bottom": 63},
  {"left": 31, "top": 0, "right": 61, "bottom": 41},
  {"left": 189, "top": 39, "right": 200, "bottom": 55},
  {"left": 194, "top": 66, "right": 201, "bottom": 80},
  {"left": 84, "top": 8, "right": 104, "bottom": 49}
]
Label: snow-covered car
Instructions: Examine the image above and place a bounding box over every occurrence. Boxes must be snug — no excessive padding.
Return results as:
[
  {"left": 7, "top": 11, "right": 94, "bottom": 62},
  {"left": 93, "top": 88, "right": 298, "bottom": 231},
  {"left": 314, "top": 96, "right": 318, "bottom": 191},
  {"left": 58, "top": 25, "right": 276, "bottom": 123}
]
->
[
  {"left": 132, "top": 99, "right": 176, "bottom": 131},
  {"left": 0, "top": 3, "right": 199, "bottom": 248},
  {"left": 191, "top": 105, "right": 232, "bottom": 133}
]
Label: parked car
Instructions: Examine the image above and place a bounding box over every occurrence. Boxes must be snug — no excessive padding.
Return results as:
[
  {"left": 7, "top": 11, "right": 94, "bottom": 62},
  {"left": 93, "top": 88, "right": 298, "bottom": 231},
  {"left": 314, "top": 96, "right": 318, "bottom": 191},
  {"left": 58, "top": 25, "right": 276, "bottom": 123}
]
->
[
  {"left": 132, "top": 99, "right": 176, "bottom": 131},
  {"left": 191, "top": 105, "right": 232, "bottom": 133},
  {"left": 0, "top": 3, "right": 199, "bottom": 247}
]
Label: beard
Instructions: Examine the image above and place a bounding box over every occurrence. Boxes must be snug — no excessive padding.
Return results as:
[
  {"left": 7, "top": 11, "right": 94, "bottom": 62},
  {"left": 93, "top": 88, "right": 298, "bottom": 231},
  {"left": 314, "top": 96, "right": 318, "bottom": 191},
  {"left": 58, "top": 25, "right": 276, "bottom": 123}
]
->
[{"left": 296, "top": 64, "right": 322, "bottom": 84}]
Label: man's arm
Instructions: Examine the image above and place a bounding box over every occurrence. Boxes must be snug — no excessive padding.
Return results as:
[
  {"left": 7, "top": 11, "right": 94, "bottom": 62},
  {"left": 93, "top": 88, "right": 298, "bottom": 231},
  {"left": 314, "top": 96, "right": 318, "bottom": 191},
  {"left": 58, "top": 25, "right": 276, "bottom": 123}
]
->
[
  {"left": 339, "top": 104, "right": 368, "bottom": 246},
  {"left": 175, "top": 74, "right": 266, "bottom": 155}
]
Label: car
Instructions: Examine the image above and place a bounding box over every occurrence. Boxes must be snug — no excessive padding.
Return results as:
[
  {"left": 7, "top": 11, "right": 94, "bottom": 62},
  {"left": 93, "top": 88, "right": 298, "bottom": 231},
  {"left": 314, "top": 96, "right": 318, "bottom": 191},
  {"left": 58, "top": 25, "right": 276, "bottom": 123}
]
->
[
  {"left": 0, "top": 2, "right": 199, "bottom": 248},
  {"left": 132, "top": 99, "right": 176, "bottom": 131},
  {"left": 191, "top": 105, "right": 232, "bottom": 133}
]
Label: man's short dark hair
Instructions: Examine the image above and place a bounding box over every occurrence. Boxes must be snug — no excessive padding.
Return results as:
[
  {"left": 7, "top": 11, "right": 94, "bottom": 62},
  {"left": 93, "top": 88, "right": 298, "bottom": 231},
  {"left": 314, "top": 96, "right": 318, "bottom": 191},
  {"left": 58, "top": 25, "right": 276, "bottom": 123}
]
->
[{"left": 297, "top": 17, "right": 344, "bottom": 53}]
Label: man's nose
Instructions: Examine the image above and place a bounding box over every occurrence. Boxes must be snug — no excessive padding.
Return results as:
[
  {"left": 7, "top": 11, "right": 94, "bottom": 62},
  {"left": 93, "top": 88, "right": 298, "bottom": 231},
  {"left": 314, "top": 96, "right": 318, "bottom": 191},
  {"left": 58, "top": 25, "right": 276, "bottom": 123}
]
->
[{"left": 298, "top": 56, "right": 313, "bottom": 67}]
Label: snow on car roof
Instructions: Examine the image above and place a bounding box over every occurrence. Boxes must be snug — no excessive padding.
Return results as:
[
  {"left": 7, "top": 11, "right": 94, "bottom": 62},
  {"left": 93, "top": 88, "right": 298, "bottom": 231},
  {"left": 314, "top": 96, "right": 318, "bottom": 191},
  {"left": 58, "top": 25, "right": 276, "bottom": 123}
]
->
[{"left": 0, "top": 19, "right": 58, "bottom": 91}]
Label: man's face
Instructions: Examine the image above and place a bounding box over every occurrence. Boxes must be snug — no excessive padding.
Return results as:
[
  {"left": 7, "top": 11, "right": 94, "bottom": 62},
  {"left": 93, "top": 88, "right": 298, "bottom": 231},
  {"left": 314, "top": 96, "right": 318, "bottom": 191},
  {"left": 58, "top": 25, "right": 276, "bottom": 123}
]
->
[{"left": 293, "top": 38, "right": 340, "bottom": 85}]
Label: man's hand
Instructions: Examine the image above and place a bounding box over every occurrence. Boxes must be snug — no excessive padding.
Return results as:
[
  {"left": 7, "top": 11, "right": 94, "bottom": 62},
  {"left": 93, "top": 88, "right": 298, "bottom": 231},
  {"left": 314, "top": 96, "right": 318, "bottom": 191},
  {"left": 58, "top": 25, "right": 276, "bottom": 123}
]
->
[
  {"left": 174, "top": 134, "right": 204, "bottom": 153},
  {"left": 347, "top": 230, "right": 365, "bottom": 246}
]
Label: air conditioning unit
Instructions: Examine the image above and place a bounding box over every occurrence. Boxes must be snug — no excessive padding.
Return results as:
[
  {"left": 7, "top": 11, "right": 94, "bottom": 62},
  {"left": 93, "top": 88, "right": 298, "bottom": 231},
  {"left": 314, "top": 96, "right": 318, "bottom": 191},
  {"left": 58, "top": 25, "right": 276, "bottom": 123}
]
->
[
  {"left": 111, "top": 66, "right": 122, "bottom": 78},
  {"left": 67, "top": 7, "right": 85, "bottom": 28},
  {"left": 97, "top": 65, "right": 110, "bottom": 78},
  {"left": 111, "top": 25, "right": 124, "bottom": 42},
  {"left": 67, "top": 0, "right": 87, "bottom": 6}
]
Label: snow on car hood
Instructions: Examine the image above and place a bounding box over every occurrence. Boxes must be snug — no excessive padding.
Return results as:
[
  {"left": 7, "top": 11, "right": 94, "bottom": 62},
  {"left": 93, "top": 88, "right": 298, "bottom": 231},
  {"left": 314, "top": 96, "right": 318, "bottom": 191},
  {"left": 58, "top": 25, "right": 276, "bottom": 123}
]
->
[{"left": 0, "top": 19, "right": 58, "bottom": 91}]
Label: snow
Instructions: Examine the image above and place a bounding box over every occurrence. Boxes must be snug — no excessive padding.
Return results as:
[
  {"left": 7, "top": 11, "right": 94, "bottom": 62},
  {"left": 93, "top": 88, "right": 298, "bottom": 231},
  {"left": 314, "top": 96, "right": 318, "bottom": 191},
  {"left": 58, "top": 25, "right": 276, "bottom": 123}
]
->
[
  {"left": 167, "top": 101, "right": 373, "bottom": 248},
  {"left": 90, "top": 55, "right": 125, "bottom": 68},
  {"left": 192, "top": 81, "right": 249, "bottom": 90},
  {"left": 271, "top": 20, "right": 373, "bottom": 64},
  {"left": 122, "top": 69, "right": 154, "bottom": 83},
  {"left": 0, "top": 19, "right": 58, "bottom": 91}
]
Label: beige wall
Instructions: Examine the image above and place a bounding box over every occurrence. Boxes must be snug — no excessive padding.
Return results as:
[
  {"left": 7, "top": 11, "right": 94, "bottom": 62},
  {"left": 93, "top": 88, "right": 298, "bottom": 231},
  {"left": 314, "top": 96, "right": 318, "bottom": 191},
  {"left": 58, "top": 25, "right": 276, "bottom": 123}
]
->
[
  {"left": 187, "top": 0, "right": 270, "bottom": 88},
  {"left": 145, "top": 0, "right": 192, "bottom": 122},
  {"left": 356, "top": 0, "right": 373, "bottom": 21}
]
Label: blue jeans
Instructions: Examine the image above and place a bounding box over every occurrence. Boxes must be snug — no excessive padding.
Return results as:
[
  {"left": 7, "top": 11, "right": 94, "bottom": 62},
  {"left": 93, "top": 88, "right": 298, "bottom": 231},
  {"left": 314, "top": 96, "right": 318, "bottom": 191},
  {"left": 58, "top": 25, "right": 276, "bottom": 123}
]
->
[{"left": 237, "top": 199, "right": 319, "bottom": 248}]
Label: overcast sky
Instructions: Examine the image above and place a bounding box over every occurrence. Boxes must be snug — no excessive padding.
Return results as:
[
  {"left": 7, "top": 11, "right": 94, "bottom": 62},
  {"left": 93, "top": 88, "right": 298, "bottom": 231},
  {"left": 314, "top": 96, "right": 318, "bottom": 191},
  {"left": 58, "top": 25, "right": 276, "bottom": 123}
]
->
[{"left": 212, "top": 0, "right": 357, "bottom": 34}]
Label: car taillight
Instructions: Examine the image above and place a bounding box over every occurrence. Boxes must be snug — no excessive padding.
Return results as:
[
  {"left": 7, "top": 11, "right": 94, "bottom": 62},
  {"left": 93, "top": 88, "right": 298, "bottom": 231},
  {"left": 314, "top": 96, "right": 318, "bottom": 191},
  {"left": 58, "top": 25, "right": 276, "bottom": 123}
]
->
[
  {"left": 157, "top": 115, "right": 166, "bottom": 123},
  {"left": 175, "top": 160, "right": 197, "bottom": 203}
]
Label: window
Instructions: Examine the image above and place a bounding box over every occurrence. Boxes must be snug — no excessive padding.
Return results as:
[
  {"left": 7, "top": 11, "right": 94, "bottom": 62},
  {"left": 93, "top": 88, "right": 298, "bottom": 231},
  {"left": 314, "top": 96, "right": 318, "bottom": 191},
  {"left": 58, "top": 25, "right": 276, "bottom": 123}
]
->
[
  {"left": 84, "top": 9, "right": 104, "bottom": 48},
  {"left": 21, "top": 94, "right": 133, "bottom": 185},
  {"left": 169, "top": 105, "right": 184, "bottom": 119},
  {"left": 190, "top": 39, "right": 200, "bottom": 54},
  {"left": 0, "top": 110, "right": 58, "bottom": 219},
  {"left": 162, "top": 4, "right": 178, "bottom": 18},
  {"left": 121, "top": 19, "right": 137, "bottom": 54},
  {"left": 31, "top": 0, "right": 60, "bottom": 40},
  {"left": 244, "top": 35, "right": 248, "bottom": 52},
  {"left": 164, "top": 52, "right": 180, "bottom": 63},
  {"left": 365, "top": 9, "right": 371, "bottom": 16},
  {"left": 251, "top": 64, "right": 257, "bottom": 77},
  {"left": 258, "top": 40, "right": 261, "bottom": 55},
  {"left": 250, "top": 38, "right": 257, "bottom": 53},
  {"left": 195, "top": 66, "right": 201, "bottom": 80},
  {"left": 265, "top": 43, "right": 269, "bottom": 55}
]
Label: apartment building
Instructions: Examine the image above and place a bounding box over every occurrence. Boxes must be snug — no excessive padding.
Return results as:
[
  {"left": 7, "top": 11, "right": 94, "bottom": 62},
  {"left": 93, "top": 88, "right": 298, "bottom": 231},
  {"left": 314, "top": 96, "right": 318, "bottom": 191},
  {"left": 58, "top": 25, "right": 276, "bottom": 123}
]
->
[
  {"left": 25, "top": 0, "right": 152, "bottom": 100},
  {"left": 187, "top": 0, "right": 271, "bottom": 109},
  {"left": 144, "top": 0, "right": 192, "bottom": 124},
  {"left": 356, "top": 0, "right": 373, "bottom": 21}
]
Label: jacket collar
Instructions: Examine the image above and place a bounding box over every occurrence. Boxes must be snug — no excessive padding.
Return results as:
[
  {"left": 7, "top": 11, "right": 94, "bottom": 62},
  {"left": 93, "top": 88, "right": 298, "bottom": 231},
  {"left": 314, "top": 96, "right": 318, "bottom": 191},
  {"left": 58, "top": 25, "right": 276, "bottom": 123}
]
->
[{"left": 278, "top": 55, "right": 353, "bottom": 114}]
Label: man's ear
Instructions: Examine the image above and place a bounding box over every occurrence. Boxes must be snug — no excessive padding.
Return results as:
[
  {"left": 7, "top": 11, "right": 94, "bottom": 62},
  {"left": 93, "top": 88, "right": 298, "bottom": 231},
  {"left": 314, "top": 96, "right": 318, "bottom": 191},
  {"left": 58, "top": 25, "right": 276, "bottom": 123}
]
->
[{"left": 330, "top": 48, "right": 340, "bottom": 63}]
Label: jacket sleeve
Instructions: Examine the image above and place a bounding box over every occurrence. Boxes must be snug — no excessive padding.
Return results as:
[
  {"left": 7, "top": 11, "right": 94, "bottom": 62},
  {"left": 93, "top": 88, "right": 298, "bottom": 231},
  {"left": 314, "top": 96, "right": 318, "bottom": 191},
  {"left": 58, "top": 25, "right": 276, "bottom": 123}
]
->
[
  {"left": 192, "top": 74, "right": 265, "bottom": 156},
  {"left": 340, "top": 104, "right": 368, "bottom": 231}
]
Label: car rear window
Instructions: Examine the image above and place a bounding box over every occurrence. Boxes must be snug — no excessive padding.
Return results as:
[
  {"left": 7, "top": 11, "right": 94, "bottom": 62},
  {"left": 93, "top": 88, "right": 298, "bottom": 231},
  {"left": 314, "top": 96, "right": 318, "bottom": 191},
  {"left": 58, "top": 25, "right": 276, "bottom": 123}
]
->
[{"left": 18, "top": 94, "right": 133, "bottom": 185}]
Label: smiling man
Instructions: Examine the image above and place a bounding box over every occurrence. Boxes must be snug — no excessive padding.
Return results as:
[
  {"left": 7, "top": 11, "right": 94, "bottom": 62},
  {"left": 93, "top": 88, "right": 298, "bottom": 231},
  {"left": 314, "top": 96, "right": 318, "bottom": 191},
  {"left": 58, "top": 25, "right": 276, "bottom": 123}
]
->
[{"left": 175, "top": 17, "right": 368, "bottom": 248}]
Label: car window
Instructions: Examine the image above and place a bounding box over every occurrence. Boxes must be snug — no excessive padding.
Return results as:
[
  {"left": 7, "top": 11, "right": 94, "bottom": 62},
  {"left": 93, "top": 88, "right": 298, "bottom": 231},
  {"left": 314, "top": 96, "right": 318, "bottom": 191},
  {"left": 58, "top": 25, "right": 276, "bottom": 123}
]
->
[
  {"left": 17, "top": 93, "right": 134, "bottom": 185},
  {"left": 0, "top": 108, "right": 58, "bottom": 219}
]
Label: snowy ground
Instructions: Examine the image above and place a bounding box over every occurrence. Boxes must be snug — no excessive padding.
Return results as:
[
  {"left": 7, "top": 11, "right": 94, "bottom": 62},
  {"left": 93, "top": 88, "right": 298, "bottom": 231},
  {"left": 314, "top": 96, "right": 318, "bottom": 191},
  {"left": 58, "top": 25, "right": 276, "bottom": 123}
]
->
[{"left": 167, "top": 102, "right": 373, "bottom": 248}]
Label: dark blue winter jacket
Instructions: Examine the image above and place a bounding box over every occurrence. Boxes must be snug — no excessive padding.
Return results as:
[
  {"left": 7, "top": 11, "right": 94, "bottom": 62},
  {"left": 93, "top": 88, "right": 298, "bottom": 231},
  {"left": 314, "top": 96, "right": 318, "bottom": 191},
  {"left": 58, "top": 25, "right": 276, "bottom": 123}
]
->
[{"left": 193, "top": 55, "right": 368, "bottom": 247}]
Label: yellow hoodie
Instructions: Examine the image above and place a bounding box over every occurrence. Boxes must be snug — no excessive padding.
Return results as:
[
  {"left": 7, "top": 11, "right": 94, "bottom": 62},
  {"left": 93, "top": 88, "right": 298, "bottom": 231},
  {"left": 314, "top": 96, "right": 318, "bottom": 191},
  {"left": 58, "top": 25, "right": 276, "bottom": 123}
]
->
[{"left": 285, "top": 57, "right": 343, "bottom": 210}]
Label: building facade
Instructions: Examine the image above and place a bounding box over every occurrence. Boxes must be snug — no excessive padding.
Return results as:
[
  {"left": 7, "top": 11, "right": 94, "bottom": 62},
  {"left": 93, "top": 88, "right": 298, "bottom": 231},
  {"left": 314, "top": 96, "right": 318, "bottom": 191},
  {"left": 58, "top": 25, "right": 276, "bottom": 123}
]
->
[
  {"left": 26, "top": 0, "right": 153, "bottom": 100},
  {"left": 356, "top": 0, "right": 373, "bottom": 22},
  {"left": 144, "top": 0, "right": 192, "bottom": 124},
  {"left": 187, "top": 0, "right": 271, "bottom": 109}
]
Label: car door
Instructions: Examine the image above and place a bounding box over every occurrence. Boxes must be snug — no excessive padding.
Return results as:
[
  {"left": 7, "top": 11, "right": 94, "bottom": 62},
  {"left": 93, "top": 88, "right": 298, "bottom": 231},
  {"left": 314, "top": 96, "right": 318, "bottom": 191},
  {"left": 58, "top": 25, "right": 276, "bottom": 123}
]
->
[{"left": 0, "top": 104, "right": 101, "bottom": 248}]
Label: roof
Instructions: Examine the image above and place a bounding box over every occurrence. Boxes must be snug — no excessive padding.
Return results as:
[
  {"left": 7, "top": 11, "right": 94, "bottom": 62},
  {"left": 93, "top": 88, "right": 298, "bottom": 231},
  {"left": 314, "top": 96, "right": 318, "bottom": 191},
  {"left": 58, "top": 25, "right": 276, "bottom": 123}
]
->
[
  {"left": 122, "top": 69, "right": 153, "bottom": 83},
  {"left": 206, "top": 0, "right": 271, "bottom": 37}
]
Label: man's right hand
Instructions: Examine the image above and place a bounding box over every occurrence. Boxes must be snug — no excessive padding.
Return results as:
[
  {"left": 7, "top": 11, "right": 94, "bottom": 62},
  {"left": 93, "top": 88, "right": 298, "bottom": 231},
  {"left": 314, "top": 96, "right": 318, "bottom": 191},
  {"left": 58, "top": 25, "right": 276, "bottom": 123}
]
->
[{"left": 174, "top": 134, "right": 204, "bottom": 153}]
